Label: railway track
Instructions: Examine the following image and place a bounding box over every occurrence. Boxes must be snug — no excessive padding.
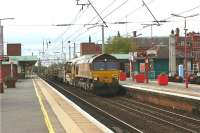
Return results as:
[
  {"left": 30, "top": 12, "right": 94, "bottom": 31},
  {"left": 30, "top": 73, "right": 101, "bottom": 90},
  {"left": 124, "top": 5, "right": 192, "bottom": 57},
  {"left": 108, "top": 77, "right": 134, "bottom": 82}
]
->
[
  {"left": 102, "top": 97, "right": 200, "bottom": 133},
  {"left": 119, "top": 97, "right": 200, "bottom": 129},
  {"left": 44, "top": 78, "right": 200, "bottom": 133},
  {"left": 45, "top": 78, "right": 143, "bottom": 133}
]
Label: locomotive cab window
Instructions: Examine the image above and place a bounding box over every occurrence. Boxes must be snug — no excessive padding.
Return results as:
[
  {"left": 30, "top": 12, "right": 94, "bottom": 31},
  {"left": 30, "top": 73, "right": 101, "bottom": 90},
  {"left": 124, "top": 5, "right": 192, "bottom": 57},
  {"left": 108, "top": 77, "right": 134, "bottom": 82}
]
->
[
  {"left": 106, "top": 62, "right": 118, "bottom": 70},
  {"left": 93, "top": 61, "right": 118, "bottom": 70},
  {"left": 93, "top": 62, "right": 105, "bottom": 70}
]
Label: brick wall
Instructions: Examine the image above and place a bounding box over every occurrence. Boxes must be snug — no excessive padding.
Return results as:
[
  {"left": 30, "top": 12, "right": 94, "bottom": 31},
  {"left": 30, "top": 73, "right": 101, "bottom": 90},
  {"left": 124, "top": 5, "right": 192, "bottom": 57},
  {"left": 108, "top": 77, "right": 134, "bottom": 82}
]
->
[
  {"left": 2, "top": 64, "right": 17, "bottom": 81},
  {"left": 80, "top": 43, "right": 102, "bottom": 55},
  {"left": 7, "top": 43, "right": 21, "bottom": 56}
]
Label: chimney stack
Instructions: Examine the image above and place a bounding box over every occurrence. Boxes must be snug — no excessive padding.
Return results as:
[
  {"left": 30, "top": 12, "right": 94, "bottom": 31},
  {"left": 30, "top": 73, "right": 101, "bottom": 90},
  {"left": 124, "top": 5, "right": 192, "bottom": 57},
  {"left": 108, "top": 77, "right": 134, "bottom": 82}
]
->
[{"left": 175, "top": 28, "right": 180, "bottom": 43}]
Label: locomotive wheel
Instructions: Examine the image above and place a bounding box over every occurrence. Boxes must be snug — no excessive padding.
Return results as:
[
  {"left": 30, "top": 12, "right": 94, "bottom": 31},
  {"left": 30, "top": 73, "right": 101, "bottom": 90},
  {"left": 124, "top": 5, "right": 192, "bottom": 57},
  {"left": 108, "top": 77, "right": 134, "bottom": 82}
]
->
[
  {"left": 83, "top": 82, "right": 87, "bottom": 91},
  {"left": 85, "top": 80, "right": 91, "bottom": 91}
]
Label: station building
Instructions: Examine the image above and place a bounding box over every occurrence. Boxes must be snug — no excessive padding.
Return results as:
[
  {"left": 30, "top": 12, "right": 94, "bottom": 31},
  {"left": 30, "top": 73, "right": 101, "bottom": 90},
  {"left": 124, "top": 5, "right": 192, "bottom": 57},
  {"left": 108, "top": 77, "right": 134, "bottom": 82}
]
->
[
  {"left": 2, "top": 43, "right": 37, "bottom": 80},
  {"left": 132, "top": 29, "right": 200, "bottom": 79}
]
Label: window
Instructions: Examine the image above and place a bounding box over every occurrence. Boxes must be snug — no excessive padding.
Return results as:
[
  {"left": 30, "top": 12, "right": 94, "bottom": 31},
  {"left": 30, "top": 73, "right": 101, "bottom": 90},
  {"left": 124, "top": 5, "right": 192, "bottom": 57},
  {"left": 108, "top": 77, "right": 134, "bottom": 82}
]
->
[
  {"left": 93, "top": 62, "right": 105, "bottom": 70},
  {"left": 106, "top": 62, "right": 118, "bottom": 70},
  {"left": 93, "top": 61, "right": 119, "bottom": 70}
]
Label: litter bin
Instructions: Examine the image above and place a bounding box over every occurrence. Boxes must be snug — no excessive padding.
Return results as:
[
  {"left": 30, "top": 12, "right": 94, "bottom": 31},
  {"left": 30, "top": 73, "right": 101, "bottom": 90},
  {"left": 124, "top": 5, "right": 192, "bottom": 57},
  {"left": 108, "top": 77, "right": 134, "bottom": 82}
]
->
[
  {"left": 119, "top": 72, "right": 126, "bottom": 81},
  {"left": 134, "top": 74, "right": 145, "bottom": 83},
  {"left": 157, "top": 75, "right": 168, "bottom": 85}
]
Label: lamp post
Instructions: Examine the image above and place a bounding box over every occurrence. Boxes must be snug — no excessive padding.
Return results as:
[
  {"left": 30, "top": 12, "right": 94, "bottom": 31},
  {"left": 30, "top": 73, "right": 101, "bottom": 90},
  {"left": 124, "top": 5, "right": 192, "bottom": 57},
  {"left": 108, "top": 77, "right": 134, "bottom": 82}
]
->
[
  {"left": 0, "top": 18, "right": 14, "bottom": 55},
  {"left": 0, "top": 17, "right": 14, "bottom": 93},
  {"left": 68, "top": 41, "right": 71, "bottom": 60},
  {"left": 171, "top": 13, "right": 199, "bottom": 88},
  {"left": 132, "top": 31, "right": 142, "bottom": 80}
]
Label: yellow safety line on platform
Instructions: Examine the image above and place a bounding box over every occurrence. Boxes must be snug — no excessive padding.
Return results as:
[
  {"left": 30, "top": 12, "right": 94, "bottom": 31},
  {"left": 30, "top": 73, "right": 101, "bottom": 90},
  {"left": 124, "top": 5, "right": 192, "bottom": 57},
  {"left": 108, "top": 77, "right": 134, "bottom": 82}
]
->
[{"left": 33, "top": 79, "right": 55, "bottom": 133}]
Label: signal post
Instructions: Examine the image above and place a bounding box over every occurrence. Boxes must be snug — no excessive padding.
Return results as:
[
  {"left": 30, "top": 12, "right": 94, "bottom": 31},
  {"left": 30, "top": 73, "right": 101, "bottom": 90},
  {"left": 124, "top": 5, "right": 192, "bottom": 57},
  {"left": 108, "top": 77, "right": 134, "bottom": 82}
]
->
[
  {"left": 0, "top": 56, "right": 3, "bottom": 93},
  {"left": 0, "top": 56, "right": 9, "bottom": 93}
]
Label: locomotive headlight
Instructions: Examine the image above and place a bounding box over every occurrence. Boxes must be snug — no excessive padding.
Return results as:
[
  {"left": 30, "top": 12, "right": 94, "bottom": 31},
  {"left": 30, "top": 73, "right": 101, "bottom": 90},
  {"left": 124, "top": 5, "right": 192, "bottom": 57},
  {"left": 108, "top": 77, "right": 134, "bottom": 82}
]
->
[
  {"left": 112, "top": 74, "right": 118, "bottom": 77},
  {"left": 112, "top": 74, "right": 119, "bottom": 80},
  {"left": 197, "top": 73, "right": 200, "bottom": 77}
]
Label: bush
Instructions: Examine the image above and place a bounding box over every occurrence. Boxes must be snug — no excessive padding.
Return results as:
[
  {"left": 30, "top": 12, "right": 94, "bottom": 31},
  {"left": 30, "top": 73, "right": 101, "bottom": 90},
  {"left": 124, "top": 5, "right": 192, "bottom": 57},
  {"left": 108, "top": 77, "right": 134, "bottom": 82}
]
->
[{"left": 4, "top": 75, "right": 16, "bottom": 83}]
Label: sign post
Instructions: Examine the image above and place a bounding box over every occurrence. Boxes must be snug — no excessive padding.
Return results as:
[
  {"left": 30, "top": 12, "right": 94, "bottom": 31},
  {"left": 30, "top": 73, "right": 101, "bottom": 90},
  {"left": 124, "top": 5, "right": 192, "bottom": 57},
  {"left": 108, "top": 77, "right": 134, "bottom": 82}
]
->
[
  {"left": 0, "top": 56, "right": 3, "bottom": 93},
  {"left": 145, "top": 57, "right": 149, "bottom": 83},
  {"left": 129, "top": 52, "right": 134, "bottom": 79},
  {"left": 0, "top": 25, "right": 3, "bottom": 93},
  {"left": 11, "top": 61, "right": 13, "bottom": 78},
  {"left": 0, "top": 56, "right": 9, "bottom": 93},
  {"left": 0, "top": 18, "right": 14, "bottom": 93}
]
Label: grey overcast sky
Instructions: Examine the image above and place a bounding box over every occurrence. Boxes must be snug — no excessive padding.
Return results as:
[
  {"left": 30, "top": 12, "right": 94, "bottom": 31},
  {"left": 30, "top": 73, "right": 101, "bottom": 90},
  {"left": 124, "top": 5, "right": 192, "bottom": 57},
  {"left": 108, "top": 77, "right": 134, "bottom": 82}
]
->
[{"left": 1, "top": 0, "right": 200, "bottom": 57}]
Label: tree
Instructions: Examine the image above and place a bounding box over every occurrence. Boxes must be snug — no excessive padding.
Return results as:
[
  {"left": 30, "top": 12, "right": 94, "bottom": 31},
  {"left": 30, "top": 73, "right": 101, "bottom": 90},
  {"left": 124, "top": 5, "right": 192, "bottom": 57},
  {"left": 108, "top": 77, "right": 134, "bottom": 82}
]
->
[{"left": 104, "top": 32, "right": 137, "bottom": 54}]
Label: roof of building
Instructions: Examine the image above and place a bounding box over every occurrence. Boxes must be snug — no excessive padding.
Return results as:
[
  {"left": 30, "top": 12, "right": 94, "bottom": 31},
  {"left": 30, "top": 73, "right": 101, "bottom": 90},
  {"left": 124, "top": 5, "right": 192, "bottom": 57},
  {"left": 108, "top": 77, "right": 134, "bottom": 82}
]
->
[
  {"left": 9, "top": 56, "right": 37, "bottom": 62},
  {"left": 111, "top": 54, "right": 129, "bottom": 60},
  {"left": 2, "top": 56, "right": 37, "bottom": 65},
  {"left": 2, "top": 62, "right": 17, "bottom": 65},
  {"left": 136, "top": 37, "right": 169, "bottom": 48}
]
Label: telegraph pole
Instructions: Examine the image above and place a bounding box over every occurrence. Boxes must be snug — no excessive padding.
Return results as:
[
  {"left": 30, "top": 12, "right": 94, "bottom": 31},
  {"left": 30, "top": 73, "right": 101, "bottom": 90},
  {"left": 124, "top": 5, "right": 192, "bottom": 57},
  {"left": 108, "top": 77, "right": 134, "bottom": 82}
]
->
[
  {"left": 73, "top": 43, "right": 76, "bottom": 58},
  {"left": 42, "top": 40, "right": 44, "bottom": 57},
  {"left": 102, "top": 25, "right": 105, "bottom": 54},
  {"left": 61, "top": 40, "right": 64, "bottom": 53},
  {"left": 0, "top": 24, "right": 3, "bottom": 93},
  {"left": 76, "top": 0, "right": 107, "bottom": 54},
  {"left": 69, "top": 45, "right": 71, "bottom": 60},
  {"left": 141, "top": 23, "right": 157, "bottom": 46},
  {"left": 184, "top": 26, "right": 188, "bottom": 88},
  {"left": 0, "top": 18, "right": 14, "bottom": 93},
  {"left": 61, "top": 40, "right": 66, "bottom": 62}
]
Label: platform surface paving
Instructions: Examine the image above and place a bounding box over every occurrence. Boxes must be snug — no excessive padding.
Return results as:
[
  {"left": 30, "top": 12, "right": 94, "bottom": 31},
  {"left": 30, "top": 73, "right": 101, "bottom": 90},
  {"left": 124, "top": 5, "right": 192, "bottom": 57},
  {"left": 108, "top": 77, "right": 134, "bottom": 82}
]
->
[
  {"left": 34, "top": 78, "right": 106, "bottom": 133},
  {"left": 120, "top": 79, "right": 200, "bottom": 100},
  {"left": 0, "top": 79, "right": 48, "bottom": 133},
  {"left": 1, "top": 77, "right": 112, "bottom": 133}
]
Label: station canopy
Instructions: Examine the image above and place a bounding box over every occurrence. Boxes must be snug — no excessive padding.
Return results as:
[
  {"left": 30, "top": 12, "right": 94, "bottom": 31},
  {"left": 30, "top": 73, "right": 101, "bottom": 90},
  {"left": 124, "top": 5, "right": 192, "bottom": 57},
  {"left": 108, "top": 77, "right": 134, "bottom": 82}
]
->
[{"left": 9, "top": 56, "right": 37, "bottom": 66}]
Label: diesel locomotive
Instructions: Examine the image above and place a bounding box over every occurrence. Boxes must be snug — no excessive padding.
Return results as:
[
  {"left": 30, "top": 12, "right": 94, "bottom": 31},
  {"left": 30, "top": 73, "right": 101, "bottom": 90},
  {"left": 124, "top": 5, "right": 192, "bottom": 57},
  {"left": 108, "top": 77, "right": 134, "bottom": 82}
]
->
[{"left": 58, "top": 54, "right": 121, "bottom": 95}]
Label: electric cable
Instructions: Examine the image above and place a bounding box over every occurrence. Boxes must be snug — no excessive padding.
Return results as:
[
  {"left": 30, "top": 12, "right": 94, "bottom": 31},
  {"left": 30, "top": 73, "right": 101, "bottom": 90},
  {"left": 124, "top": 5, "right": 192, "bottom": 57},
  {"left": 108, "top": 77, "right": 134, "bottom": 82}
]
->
[
  {"left": 62, "top": 0, "right": 116, "bottom": 44},
  {"left": 71, "top": 0, "right": 130, "bottom": 43}
]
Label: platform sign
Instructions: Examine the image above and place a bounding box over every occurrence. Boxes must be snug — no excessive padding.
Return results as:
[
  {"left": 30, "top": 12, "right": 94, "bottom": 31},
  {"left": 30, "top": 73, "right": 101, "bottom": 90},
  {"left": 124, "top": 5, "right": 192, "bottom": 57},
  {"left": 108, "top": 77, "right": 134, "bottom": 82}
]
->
[
  {"left": 129, "top": 52, "right": 134, "bottom": 61},
  {"left": 178, "top": 65, "right": 184, "bottom": 78},
  {"left": 0, "top": 56, "right": 9, "bottom": 61},
  {"left": 140, "top": 63, "right": 145, "bottom": 73},
  {"left": 146, "top": 49, "right": 157, "bottom": 56}
]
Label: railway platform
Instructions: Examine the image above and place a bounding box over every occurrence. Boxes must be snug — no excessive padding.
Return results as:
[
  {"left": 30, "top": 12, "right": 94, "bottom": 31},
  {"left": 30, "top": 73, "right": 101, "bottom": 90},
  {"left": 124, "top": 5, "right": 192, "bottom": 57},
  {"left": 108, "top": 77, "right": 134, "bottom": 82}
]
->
[
  {"left": 0, "top": 77, "right": 112, "bottom": 133},
  {"left": 119, "top": 79, "right": 200, "bottom": 113},
  {"left": 0, "top": 78, "right": 50, "bottom": 133},
  {"left": 119, "top": 79, "right": 200, "bottom": 100}
]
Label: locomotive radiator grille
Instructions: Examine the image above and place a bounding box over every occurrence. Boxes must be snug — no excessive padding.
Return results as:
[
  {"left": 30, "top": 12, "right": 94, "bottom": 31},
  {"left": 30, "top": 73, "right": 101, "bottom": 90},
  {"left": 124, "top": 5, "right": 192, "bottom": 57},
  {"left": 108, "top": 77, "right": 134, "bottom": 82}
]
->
[{"left": 92, "top": 70, "right": 119, "bottom": 84}]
